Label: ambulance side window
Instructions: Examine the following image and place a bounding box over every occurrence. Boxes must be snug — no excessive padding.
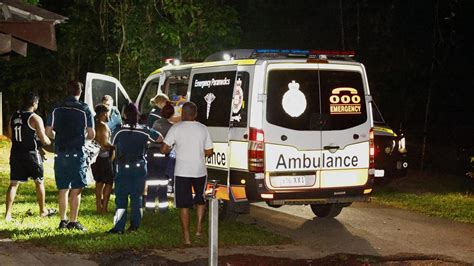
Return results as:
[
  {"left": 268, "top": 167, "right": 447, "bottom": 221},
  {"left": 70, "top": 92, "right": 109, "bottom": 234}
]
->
[
  {"left": 92, "top": 79, "right": 115, "bottom": 107},
  {"left": 230, "top": 72, "right": 249, "bottom": 128},
  {"left": 139, "top": 78, "right": 160, "bottom": 115}
]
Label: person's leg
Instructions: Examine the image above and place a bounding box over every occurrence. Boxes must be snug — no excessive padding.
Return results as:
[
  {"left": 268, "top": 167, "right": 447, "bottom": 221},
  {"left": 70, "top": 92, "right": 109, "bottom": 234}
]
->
[
  {"left": 195, "top": 204, "right": 206, "bottom": 236},
  {"left": 58, "top": 189, "right": 69, "bottom": 221},
  {"left": 5, "top": 182, "right": 20, "bottom": 221},
  {"left": 34, "top": 180, "right": 47, "bottom": 216},
  {"left": 111, "top": 170, "right": 128, "bottom": 232},
  {"left": 192, "top": 176, "right": 207, "bottom": 236},
  {"left": 102, "top": 183, "right": 113, "bottom": 213},
  {"left": 95, "top": 182, "right": 105, "bottom": 213},
  {"left": 180, "top": 208, "right": 191, "bottom": 245},
  {"left": 130, "top": 177, "right": 146, "bottom": 230},
  {"left": 175, "top": 176, "right": 193, "bottom": 244},
  {"left": 69, "top": 188, "right": 82, "bottom": 222}
]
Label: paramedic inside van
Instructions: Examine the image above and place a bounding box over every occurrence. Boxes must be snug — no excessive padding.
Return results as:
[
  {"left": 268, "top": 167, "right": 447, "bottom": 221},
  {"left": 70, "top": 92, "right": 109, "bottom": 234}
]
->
[
  {"left": 160, "top": 101, "right": 213, "bottom": 245},
  {"left": 147, "top": 94, "right": 169, "bottom": 128}
]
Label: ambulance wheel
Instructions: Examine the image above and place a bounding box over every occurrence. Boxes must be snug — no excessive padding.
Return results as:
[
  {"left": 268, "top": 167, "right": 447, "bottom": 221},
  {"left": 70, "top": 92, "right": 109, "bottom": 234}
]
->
[
  {"left": 219, "top": 200, "right": 239, "bottom": 221},
  {"left": 266, "top": 202, "right": 283, "bottom": 208},
  {"left": 310, "top": 204, "right": 343, "bottom": 218}
]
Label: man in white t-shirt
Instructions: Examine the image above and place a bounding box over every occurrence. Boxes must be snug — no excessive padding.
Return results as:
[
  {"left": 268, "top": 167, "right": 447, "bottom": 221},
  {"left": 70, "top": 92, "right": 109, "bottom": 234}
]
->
[{"left": 161, "top": 101, "right": 213, "bottom": 245}]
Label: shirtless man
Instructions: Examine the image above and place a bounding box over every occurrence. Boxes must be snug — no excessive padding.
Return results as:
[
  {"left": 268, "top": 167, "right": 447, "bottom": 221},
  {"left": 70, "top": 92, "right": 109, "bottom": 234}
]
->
[
  {"left": 6, "top": 92, "right": 54, "bottom": 221},
  {"left": 91, "top": 104, "right": 115, "bottom": 213}
]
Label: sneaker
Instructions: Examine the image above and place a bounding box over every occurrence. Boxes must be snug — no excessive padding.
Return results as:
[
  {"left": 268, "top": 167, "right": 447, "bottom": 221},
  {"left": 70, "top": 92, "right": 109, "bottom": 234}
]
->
[
  {"left": 107, "top": 228, "right": 124, "bottom": 234},
  {"left": 58, "top": 220, "right": 69, "bottom": 230},
  {"left": 67, "top": 221, "right": 87, "bottom": 231}
]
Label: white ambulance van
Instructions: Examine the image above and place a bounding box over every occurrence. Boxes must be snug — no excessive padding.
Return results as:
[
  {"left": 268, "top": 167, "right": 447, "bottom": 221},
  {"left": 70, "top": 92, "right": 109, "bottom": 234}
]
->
[{"left": 85, "top": 49, "right": 375, "bottom": 219}]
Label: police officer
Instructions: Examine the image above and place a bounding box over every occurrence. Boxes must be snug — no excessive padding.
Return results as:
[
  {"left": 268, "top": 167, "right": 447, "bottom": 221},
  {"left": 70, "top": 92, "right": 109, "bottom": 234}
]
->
[
  {"left": 5, "top": 92, "right": 54, "bottom": 221},
  {"left": 46, "top": 81, "right": 95, "bottom": 231},
  {"left": 108, "top": 102, "right": 162, "bottom": 234}
]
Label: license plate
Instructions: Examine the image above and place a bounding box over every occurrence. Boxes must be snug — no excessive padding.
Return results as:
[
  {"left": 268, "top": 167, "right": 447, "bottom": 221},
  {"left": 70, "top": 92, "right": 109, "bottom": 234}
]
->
[
  {"left": 270, "top": 175, "right": 316, "bottom": 188},
  {"left": 375, "top": 169, "right": 385, "bottom": 177}
]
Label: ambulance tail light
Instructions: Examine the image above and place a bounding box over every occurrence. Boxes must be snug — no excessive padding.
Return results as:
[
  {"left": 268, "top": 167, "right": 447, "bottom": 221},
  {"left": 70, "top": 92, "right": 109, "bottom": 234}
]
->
[
  {"left": 369, "top": 128, "right": 375, "bottom": 170},
  {"left": 248, "top": 127, "right": 265, "bottom": 173}
]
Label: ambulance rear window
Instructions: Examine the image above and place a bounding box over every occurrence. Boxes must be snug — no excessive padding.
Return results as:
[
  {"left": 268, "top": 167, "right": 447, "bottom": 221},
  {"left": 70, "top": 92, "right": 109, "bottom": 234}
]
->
[
  {"left": 319, "top": 70, "right": 367, "bottom": 130},
  {"left": 266, "top": 69, "right": 367, "bottom": 131},
  {"left": 190, "top": 70, "right": 237, "bottom": 127}
]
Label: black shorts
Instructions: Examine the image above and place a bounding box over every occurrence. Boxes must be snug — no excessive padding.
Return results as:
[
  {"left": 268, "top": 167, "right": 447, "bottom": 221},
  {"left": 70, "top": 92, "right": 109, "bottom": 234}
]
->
[
  {"left": 91, "top": 153, "right": 114, "bottom": 185},
  {"left": 10, "top": 151, "right": 44, "bottom": 183},
  {"left": 174, "top": 176, "right": 206, "bottom": 208}
]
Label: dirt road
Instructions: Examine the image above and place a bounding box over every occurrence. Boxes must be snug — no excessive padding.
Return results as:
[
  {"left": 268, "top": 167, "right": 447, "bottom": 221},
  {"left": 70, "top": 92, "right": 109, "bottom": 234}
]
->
[{"left": 238, "top": 202, "right": 474, "bottom": 264}]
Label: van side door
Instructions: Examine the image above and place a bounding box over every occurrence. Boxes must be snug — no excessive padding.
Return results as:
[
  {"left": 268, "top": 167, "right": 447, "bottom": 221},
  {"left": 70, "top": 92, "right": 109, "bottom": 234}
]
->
[{"left": 84, "top": 72, "right": 131, "bottom": 115}]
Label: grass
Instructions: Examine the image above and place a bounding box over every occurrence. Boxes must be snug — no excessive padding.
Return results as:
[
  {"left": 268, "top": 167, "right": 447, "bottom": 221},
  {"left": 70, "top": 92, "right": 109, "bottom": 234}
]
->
[
  {"left": 0, "top": 139, "right": 289, "bottom": 253},
  {"left": 372, "top": 171, "right": 474, "bottom": 224}
]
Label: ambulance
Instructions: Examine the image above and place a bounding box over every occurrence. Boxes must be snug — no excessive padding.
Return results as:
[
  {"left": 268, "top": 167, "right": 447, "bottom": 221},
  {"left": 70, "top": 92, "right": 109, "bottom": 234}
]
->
[{"left": 85, "top": 49, "right": 375, "bottom": 219}]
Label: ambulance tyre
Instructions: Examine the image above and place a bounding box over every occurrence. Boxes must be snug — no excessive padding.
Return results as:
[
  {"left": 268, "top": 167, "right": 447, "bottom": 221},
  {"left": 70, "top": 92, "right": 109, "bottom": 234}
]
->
[
  {"left": 266, "top": 202, "right": 283, "bottom": 208},
  {"left": 310, "top": 203, "right": 343, "bottom": 218}
]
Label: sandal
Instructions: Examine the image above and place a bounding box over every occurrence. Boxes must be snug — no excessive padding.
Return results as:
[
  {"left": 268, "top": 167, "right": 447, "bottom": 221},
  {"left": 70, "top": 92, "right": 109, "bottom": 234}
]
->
[{"left": 41, "top": 208, "right": 57, "bottom": 218}]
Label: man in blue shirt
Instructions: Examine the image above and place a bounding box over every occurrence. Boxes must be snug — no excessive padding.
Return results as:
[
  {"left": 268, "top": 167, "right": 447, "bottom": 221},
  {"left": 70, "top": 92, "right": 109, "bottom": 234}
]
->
[
  {"left": 46, "top": 81, "right": 95, "bottom": 231},
  {"left": 102, "top": 95, "right": 122, "bottom": 133},
  {"left": 108, "top": 102, "right": 162, "bottom": 234}
]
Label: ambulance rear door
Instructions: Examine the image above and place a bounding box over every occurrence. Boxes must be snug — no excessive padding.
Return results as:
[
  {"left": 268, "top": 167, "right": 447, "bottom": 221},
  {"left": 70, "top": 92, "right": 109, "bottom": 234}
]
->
[
  {"left": 318, "top": 64, "right": 371, "bottom": 189},
  {"left": 188, "top": 64, "right": 238, "bottom": 182},
  {"left": 84, "top": 73, "right": 131, "bottom": 115},
  {"left": 263, "top": 63, "right": 323, "bottom": 191}
]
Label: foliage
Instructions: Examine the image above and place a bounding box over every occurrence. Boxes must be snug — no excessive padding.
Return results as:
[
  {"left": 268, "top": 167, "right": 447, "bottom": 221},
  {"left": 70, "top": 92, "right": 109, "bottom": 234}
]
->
[
  {"left": 0, "top": 0, "right": 240, "bottom": 119},
  {"left": 373, "top": 171, "right": 474, "bottom": 224},
  {"left": 0, "top": 140, "right": 289, "bottom": 252}
]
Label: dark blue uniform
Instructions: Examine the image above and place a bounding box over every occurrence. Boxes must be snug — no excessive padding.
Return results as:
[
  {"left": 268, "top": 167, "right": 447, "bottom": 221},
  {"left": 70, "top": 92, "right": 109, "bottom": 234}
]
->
[
  {"left": 10, "top": 111, "right": 43, "bottom": 182},
  {"left": 111, "top": 124, "right": 161, "bottom": 231},
  {"left": 47, "top": 96, "right": 94, "bottom": 189},
  {"left": 146, "top": 108, "right": 161, "bottom": 128}
]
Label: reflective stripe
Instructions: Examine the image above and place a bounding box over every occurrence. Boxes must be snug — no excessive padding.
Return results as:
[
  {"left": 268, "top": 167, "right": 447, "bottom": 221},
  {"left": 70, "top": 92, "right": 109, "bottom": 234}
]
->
[
  {"left": 153, "top": 153, "right": 165, "bottom": 158},
  {"left": 146, "top": 180, "right": 168, "bottom": 186},
  {"left": 113, "top": 209, "right": 126, "bottom": 225},
  {"left": 145, "top": 202, "right": 156, "bottom": 208},
  {"left": 158, "top": 202, "right": 169, "bottom": 208}
]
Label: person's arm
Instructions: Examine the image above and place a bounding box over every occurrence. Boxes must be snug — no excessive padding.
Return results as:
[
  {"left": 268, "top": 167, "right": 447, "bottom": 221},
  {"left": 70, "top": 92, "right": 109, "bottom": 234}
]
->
[
  {"left": 30, "top": 114, "right": 51, "bottom": 146},
  {"left": 7, "top": 116, "right": 12, "bottom": 139},
  {"left": 86, "top": 127, "right": 96, "bottom": 140},
  {"left": 161, "top": 143, "right": 172, "bottom": 154},
  {"left": 204, "top": 127, "right": 213, "bottom": 157},
  {"left": 204, "top": 148, "right": 213, "bottom": 157},
  {"left": 45, "top": 109, "right": 55, "bottom": 139},
  {"left": 85, "top": 107, "right": 96, "bottom": 140},
  {"left": 160, "top": 126, "right": 175, "bottom": 154}
]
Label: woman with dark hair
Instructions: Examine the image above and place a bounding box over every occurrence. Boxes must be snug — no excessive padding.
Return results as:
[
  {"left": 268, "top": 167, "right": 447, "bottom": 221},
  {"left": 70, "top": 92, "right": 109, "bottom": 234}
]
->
[
  {"left": 108, "top": 103, "right": 162, "bottom": 234},
  {"left": 144, "top": 102, "right": 176, "bottom": 212}
]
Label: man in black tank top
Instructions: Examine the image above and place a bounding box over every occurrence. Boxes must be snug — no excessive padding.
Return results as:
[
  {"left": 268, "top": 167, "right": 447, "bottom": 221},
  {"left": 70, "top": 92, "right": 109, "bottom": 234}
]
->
[{"left": 5, "top": 92, "right": 55, "bottom": 221}]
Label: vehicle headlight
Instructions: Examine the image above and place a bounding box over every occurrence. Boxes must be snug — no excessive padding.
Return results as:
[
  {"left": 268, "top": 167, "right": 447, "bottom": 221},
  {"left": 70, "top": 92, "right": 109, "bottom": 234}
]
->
[{"left": 398, "top": 136, "right": 407, "bottom": 152}]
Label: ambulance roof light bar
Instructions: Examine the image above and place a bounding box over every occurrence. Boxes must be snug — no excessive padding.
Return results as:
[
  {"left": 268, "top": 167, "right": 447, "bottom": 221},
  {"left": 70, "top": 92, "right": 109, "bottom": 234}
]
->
[{"left": 252, "top": 49, "right": 355, "bottom": 60}]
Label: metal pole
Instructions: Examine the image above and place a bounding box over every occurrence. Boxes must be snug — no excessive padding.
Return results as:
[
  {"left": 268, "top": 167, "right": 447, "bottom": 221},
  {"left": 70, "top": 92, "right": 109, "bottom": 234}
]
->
[{"left": 208, "top": 181, "right": 218, "bottom": 266}]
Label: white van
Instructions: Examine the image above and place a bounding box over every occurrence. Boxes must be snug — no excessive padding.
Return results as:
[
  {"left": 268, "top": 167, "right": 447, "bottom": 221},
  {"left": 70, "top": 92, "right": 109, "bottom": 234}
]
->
[{"left": 85, "top": 49, "right": 375, "bottom": 218}]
